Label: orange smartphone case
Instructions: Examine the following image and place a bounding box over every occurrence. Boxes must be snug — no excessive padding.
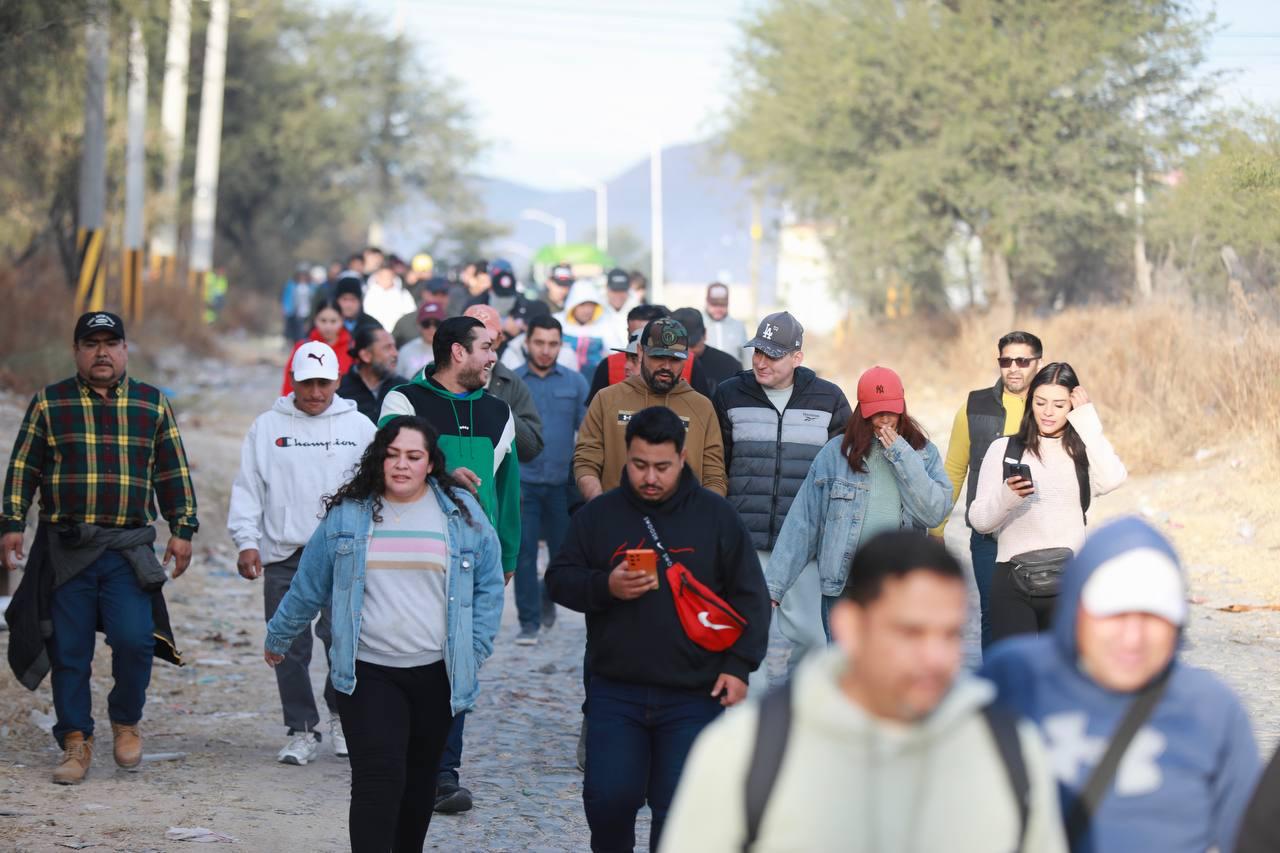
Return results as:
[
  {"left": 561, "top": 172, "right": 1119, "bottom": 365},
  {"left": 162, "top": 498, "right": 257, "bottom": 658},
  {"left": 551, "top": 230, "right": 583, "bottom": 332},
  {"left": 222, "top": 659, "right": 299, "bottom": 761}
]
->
[{"left": 626, "top": 549, "right": 658, "bottom": 575}]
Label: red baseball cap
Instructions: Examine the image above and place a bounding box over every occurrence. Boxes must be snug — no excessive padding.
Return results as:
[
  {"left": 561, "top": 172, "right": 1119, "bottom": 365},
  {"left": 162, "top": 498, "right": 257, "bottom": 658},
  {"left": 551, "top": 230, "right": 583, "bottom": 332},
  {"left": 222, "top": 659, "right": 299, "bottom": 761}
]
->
[{"left": 857, "top": 366, "right": 905, "bottom": 418}]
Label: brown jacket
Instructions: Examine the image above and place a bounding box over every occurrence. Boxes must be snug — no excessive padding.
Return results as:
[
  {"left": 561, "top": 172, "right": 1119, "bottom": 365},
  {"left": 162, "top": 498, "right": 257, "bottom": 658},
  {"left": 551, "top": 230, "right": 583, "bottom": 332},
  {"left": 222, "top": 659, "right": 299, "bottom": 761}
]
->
[{"left": 573, "top": 374, "right": 727, "bottom": 496}]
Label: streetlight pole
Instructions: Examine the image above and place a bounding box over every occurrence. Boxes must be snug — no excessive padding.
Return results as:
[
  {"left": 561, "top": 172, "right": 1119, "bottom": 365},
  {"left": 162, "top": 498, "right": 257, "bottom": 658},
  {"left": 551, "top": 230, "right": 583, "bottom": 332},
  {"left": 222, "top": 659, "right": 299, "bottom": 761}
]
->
[
  {"left": 520, "top": 208, "right": 566, "bottom": 247},
  {"left": 594, "top": 181, "right": 608, "bottom": 253}
]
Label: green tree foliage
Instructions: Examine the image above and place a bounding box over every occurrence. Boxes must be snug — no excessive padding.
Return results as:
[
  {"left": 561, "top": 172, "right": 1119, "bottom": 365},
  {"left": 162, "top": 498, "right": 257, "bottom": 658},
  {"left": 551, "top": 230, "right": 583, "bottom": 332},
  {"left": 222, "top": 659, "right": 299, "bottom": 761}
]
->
[
  {"left": 1149, "top": 109, "right": 1280, "bottom": 296},
  {"left": 727, "top": 0, "right": 1214, "bottom": 309}
]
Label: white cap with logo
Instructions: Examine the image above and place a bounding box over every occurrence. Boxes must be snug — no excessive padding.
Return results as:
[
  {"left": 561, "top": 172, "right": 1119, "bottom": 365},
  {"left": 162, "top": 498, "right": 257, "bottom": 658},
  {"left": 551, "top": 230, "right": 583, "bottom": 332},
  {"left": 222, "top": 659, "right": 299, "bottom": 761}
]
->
[{"left": 291, "top": 341, "right": 339, "bottom": 383}]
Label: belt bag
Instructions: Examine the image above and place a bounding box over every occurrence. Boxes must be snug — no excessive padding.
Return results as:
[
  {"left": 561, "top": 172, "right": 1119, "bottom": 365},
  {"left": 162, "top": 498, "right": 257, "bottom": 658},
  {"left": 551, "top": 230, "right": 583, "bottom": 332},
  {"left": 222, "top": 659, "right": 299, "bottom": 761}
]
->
[
  {"left": 642, "top": 516, "right": 747, "bottom": 652},
  {"left": 1008, "top": 547, "right": 1074, "bottom": 598}
]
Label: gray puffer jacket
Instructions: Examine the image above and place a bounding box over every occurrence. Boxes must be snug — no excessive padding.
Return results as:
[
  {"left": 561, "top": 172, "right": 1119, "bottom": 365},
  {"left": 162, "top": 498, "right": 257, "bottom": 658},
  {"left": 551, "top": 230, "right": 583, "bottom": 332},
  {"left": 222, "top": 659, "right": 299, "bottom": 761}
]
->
[{"left": 712, "top": 367, "right": 852, "bottom": 551}]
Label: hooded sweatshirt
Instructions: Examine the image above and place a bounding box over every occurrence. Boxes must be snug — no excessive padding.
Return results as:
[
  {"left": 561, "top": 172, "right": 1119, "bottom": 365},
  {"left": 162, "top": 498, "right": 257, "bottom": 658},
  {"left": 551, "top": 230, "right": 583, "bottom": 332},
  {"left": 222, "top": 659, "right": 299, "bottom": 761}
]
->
[
  {"left": 660, "top": 648, "right": 1067, "bottom": 853},
  {"left": 981, "top": 517, "right": 1261, "bottom": 853},
  {"left": 361, "top": 274, "right": 417, "bottom": 333},
  {"left": 544, "top": 465, "right": 770, "bottom": 686},
  {"left": 227, "top": 394, "right": 376, "bottom": 565},
  {"left": 554, "top": 279, "right": 626, "bottom": 375},
  {"left": 282, "top": 326, "right": 354, "bottom": 395},
  {"left": 574, "top": 373, "right": 727, "bottom": 496},
  {"left": 378, "top": 368, "right": 521, "bottom": 574}
]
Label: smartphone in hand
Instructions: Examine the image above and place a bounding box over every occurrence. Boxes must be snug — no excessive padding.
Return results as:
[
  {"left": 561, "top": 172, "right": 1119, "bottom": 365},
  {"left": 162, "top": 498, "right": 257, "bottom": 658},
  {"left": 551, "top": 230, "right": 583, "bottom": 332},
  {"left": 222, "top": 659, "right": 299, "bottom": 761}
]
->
[
  {"left": 626, "top": 549, "right": 658, "bottom": 576},
  {"left": 1003, "top": 459, "right": 1034, "bottom": 485}
]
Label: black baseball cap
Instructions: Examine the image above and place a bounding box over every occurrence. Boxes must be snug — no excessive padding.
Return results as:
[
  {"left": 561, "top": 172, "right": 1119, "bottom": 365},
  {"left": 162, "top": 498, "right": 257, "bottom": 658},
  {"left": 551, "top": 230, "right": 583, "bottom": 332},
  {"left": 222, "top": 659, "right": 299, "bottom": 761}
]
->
[
  {"left": 670, "top": 308, "right": 706, "bottom": 347},
  {"left": 746, "top": 311, "right": 804, "bottom": 359},
  {"left": 641, "top": 317, "right": 689, "bottom": 360},
  {"left": 74, "top": 311, "right": 125, "bottom": 343},
  {"left": 606, "top": 267, "right": 631, "bottom": 292},
  {"left": 423, "top": 276, "right": 451, "bottom": 295}
]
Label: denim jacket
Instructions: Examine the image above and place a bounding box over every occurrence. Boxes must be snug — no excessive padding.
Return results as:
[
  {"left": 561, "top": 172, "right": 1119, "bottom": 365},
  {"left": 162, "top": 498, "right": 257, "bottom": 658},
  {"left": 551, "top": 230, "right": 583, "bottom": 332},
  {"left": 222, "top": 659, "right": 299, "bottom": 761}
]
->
[
  {"left": 766, "top": 435, "right": 954, "bottom": 598},
  {"left": 264, "top": 481, "right": 504, "bottom": 715}
]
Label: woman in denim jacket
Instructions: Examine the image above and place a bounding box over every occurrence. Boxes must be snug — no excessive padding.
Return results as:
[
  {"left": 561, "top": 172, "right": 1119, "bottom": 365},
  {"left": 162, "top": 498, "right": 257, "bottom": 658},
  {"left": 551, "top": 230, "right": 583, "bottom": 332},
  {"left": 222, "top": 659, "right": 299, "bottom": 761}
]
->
[
  {"left": 264, "top": 415, "right": 503, "bottom": 853},
  {"left": 766, "top": 367, "right": 953, "bottom": 639}
]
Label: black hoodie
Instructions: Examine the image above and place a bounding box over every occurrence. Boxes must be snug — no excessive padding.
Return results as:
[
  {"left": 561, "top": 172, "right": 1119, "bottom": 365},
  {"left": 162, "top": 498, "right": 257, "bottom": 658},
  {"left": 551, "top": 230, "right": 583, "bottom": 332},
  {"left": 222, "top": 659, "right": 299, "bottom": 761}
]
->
[{"left": 545, "top": 465, "right": 769, "bottom": 688}]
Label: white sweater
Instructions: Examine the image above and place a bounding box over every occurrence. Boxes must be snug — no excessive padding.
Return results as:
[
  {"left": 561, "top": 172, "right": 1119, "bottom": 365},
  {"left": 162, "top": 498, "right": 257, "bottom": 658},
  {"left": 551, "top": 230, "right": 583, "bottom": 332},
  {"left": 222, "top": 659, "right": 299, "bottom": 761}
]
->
[
  {"left": 227, "top": 395, "right": 376, "bottom": 564},
  {"left": 660, "top": 648, "right": 1067, "bottom": 853},
  {"left": 968, "top": 403, "right": 1127, "bottom": 562}
]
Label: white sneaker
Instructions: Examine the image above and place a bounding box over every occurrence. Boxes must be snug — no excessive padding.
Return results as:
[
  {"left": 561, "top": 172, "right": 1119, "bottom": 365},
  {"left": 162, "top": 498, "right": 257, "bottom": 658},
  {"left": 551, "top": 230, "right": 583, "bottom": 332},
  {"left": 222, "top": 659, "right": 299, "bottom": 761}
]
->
[
  {"left": 328, "top": 717, "right": 348, "bottom": 758},
  {"left": 277, "top": 731, "right": 319, "bottom": 765}
]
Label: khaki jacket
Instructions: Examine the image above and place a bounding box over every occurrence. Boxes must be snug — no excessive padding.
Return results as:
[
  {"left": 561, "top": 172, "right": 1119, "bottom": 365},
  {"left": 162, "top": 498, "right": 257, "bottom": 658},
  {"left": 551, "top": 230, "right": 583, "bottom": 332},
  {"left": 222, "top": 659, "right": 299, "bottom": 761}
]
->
[{"left": 573, "top": 374, "right": 727, "bottom": 496}]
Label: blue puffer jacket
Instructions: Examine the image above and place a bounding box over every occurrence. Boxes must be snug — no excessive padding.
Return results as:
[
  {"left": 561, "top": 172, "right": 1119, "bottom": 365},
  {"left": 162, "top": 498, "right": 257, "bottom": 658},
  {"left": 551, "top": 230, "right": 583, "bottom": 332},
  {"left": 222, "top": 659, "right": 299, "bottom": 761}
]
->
[
  {"left": 765, "top": 434, "right": 953, "bottom": 598},
  {"left": 264, "top": 480, "right": 504, "bottom": 715}
]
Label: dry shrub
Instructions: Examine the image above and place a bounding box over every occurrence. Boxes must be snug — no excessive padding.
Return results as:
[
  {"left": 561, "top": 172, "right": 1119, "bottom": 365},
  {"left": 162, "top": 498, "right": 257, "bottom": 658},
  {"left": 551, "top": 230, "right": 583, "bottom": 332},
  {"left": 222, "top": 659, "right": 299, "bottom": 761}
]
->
[{"left": 809, "top": 300, "right": 1280, "bottom": 476}]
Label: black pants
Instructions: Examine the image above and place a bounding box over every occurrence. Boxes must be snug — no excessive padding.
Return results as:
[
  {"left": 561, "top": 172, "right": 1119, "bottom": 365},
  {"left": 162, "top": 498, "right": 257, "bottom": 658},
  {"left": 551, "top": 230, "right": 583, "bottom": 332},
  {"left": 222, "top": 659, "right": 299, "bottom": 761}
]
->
[
  {"left": 336, "top": 660, "right": 454, "bottom": 853},
  {"left": 990, "top": 562, "right": 1057, "bottom": 643}
]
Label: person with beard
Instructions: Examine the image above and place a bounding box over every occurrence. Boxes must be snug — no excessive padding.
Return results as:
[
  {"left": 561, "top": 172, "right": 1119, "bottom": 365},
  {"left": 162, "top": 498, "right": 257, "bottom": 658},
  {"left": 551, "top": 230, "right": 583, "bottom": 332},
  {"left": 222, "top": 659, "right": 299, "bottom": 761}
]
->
[
  {"left": 378, "top": 316, "right": 521, "bottom": 815},
  {"left": 574, "top": 318, "right": 727, "bottom": 501},
  {"left": 463, "top": 305, "right": 544, "bottom": 464},
  {"left": 547, "top": 405, "right": 769, "bottom": 852},
  {"left": 338, "top": 325, "right": 408, "bottom": 423}
]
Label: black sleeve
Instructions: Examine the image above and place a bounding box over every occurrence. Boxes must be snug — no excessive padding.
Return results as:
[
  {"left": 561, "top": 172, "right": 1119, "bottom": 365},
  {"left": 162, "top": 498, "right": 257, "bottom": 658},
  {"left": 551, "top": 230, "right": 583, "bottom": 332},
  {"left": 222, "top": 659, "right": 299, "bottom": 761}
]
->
[
  {"left": 712, "top": 385, "right": 734, "bottom": 470},
  {"left": 1237, "top": 747, "right": 1280, "bottom": 853},
  {"left": 587, "top": 359, "right": 610, "bottom": 405},
  {"left": 690, "top": 359, "right": 716, "bottom": 399},
  {"left": 545, "top": 508, "right": 615, "bottom": 613},
  {"left": 719, "top": 507, "right": 770, "bottom": 681},
  {"left": 829, "top": 384, "right": 854, "bottom": 439}
]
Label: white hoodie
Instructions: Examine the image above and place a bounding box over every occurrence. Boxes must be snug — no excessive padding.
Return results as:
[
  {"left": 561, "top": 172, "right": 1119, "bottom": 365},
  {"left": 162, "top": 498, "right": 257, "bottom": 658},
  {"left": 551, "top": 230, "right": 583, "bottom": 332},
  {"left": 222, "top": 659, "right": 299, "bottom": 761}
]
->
[
  {"left": 361, "top": 275, "right": 417, "bottom": 333},
  {"left": 227, "top": 394, "right": 376, "bottom": 565},
  {"left": 553, "top": 279, "right": 628, "bottom": 352},
  {"left": 660, "top": 648, "right": 1067, "bottom": 853}
]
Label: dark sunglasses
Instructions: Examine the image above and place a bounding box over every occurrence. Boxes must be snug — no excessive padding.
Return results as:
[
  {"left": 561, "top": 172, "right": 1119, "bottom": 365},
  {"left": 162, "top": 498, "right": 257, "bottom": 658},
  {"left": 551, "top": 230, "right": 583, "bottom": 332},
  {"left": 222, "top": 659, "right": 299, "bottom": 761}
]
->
[{"left": 997, "top": 356, "right": 1038, "bottom": 368}]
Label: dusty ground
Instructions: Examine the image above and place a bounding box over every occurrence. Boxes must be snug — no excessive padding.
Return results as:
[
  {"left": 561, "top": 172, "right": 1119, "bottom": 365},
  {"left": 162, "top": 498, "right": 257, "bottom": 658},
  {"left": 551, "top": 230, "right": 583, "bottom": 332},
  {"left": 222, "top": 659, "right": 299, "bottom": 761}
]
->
[{"left": 0, "top": 337, "right": 1277, "bottom": 852}]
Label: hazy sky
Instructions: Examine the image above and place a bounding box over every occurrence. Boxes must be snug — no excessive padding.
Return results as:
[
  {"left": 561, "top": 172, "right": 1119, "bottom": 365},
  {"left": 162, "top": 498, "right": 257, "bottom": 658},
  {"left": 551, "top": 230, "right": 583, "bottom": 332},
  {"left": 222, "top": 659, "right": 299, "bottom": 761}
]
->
[{"left": 345, "top": 0, "right": 1280, "bottom": 190}]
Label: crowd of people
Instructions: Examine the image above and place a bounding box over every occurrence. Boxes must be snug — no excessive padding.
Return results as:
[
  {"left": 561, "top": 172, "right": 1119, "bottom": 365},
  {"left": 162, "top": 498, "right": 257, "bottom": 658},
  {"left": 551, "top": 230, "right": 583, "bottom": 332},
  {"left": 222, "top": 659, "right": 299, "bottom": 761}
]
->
[{"left": 3, "top": 250, "right": 1279, "bottom": 853}]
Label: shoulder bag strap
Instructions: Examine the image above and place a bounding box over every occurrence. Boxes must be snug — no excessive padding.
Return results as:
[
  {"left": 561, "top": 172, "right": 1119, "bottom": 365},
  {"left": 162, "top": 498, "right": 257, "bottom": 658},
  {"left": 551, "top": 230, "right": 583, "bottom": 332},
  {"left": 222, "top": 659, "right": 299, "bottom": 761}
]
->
[
  {"left": 1065, "top": 669, "right": 1172, "bottom": 848},
  {"left": 743, "top": 681, "right": 794, "bottom": 852},
  {"left": 982, "top": 703, "right": 1030, "bottom": 853},
  {"left": 641, "top": 516, "right": 675, "bottom": 571}
]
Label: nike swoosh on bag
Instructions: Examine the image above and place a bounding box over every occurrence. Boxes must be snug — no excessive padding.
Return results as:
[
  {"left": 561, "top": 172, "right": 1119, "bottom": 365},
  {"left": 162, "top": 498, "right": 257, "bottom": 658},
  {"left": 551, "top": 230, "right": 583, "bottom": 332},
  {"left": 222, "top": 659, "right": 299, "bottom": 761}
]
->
[{"left": 697, "top": 611, "right": 733, "bottom": 631}]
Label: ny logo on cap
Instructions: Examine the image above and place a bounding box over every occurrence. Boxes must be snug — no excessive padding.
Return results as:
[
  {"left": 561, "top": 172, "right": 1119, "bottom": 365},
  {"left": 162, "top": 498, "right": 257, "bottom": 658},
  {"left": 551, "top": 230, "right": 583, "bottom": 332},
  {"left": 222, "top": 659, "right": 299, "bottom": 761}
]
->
[
  {"left": 307, "top": 352, "right": 326, "bottom": 365},
  {"left": 87, "top": 314, "right": 115, "bottom": 329},
  {"left": 876, "top": 384, "right": 885, "bottom": 393},
  {"left": 762, "top": 324, "right": 777, "bottom": 340}
]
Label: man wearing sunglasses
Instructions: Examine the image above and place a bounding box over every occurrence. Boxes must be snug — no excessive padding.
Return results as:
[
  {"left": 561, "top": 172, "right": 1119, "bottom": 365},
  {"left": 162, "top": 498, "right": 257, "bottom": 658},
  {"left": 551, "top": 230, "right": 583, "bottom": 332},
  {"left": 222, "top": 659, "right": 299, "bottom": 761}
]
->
[{"left": 935, "top": 331, "right": 1042, "bottom": 652}]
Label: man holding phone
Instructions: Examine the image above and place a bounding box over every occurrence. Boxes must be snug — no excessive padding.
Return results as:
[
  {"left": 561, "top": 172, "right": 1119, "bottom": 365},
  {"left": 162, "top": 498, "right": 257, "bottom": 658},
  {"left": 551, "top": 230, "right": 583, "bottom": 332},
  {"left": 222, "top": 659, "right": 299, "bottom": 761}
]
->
[
  {"left": 546, "top": 406, "right": 770, "bottom": 853},
  {"left": 935, "top": 331, "right": 1043, "bottom": 651}
]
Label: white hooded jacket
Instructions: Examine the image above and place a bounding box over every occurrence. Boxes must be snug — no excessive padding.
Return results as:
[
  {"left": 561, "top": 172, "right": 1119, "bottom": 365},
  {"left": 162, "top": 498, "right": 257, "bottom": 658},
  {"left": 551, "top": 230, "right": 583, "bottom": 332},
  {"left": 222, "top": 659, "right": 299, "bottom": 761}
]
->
[
  {"left": 553, "top": 279, "right": 628, "bottom": 352},
  {"left": 361, "top": 275, "right": 416, "bottom": 333},
  {"left": 227, "top": 394, "right": 376, "bottom": 565},
  {"left": 660, "top": 647, "right": 1068, "bottom": 853}
]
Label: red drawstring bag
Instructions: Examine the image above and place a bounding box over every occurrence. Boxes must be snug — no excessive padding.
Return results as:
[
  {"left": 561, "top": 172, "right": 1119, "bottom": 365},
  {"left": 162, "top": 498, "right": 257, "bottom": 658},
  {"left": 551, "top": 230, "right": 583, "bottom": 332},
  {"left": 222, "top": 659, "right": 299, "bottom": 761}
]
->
[{"left": 643, "top": 516, "right": 747, "bottom": 652}]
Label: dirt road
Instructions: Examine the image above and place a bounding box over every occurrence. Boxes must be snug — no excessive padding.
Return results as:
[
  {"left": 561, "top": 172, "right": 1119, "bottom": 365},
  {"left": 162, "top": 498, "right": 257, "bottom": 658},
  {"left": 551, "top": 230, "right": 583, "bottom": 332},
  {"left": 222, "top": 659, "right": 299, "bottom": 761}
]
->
[{"left": 1, "top": 338, "right": 1277, "bottom": 852}]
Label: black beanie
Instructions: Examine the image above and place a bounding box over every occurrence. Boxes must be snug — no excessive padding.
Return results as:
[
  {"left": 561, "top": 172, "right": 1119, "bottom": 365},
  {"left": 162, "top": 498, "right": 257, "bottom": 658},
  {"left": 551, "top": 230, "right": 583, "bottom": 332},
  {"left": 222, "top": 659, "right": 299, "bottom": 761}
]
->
[{"left": 335, "top": 276, "right": 363, "bottom": 302}]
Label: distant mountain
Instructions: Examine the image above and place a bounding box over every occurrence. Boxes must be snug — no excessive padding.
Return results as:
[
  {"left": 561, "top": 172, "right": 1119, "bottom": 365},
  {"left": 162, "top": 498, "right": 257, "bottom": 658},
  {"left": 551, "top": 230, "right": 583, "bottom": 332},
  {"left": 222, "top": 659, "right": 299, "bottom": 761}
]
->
[{"left": 384, "top": 140, "right": 778, "bottom": 290}]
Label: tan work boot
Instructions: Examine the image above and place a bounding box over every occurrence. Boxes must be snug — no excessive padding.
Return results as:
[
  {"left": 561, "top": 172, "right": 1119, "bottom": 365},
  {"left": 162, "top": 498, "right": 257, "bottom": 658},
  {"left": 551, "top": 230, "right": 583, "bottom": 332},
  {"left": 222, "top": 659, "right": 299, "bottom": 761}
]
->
[
  {"left": 110, "top": 722, "right": 143, "bottom": 770},
  {"left": 52, "top": 732, "right": 93, "bottom": 785}
]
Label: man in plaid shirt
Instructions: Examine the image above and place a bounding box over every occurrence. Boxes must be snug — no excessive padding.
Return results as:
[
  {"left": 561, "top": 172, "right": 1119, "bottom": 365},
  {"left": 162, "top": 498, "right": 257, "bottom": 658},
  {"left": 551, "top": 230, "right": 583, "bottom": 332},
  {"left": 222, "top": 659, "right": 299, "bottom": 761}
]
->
[{"left": 2, "top": 311, "right": 199, "bottom": 785}]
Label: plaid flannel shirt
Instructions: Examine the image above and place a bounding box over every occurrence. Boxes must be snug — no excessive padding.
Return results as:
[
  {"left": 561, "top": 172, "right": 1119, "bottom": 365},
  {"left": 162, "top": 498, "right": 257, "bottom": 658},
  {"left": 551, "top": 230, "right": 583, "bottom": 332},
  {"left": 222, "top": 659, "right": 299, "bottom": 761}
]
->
[{"left": 2, "top": 374, "right": 199, "bottom": 539}]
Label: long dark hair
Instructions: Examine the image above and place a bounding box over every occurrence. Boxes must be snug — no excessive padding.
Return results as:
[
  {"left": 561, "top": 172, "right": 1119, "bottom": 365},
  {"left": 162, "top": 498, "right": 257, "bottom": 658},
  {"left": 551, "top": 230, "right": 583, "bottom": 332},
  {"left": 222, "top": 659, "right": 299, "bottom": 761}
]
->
[
  {"left": 841, "top": 404, "right": 929, "bottom": 474},
  {"left": 324, "top": 416, "right": 475, "bottom": 526},
  {"left": 1016, "top": 362, "right": 1087, "bottom": 463}
]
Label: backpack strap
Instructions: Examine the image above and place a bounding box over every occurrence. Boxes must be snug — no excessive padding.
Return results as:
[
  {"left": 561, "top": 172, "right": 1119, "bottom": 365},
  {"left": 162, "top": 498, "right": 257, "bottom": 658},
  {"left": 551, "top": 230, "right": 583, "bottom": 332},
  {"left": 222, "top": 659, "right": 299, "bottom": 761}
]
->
[
  {"left": 1007, "top": 435, "right": 1090, "bottom": 525},
  {"left": 982, "top": 703, "right": 1030, "bottom": 853},
  {"left": 742, "top": 681, "right": 794, "bottom": 852}
]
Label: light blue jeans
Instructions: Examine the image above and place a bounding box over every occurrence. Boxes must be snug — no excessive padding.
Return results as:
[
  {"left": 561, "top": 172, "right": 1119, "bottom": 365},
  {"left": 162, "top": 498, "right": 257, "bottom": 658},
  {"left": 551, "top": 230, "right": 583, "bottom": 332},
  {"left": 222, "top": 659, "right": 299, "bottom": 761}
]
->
[{"left": 749, "top": 551, "right": 825, "bottom": 695}]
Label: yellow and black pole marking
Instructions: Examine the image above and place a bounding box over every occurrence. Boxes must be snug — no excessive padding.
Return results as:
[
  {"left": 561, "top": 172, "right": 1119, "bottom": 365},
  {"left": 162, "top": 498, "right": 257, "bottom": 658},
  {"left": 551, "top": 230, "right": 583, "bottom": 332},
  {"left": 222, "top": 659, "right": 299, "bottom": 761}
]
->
[
  {"left": 122, "top": 248, "right": 143, "bottom": 323},
  {"left": 150, "top": 253, "right": 176, "bottom": 288},
  {"left": 74, "top": 227, "right": 106, "bottom": 314}
]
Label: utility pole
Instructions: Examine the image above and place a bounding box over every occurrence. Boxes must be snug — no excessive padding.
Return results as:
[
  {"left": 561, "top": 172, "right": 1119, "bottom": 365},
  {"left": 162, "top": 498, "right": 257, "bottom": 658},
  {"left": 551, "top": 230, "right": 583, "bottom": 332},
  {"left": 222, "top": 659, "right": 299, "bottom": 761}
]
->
[
  {"left": 74, "top": 0, "right": 109, "bottom": 315},
  {"left": 594, "top": 181, "right": 608, "bottom": 253},
  {"left": 151, "top": 0, "right": 191, "bottom": 286},
  {"left": 189, "top": 0, "right": 229, "bottom": 295},
  {"left": 649, "top": 140, "right": 664, "bottom": 305},
  {"left": 122, "top": 19, "right": 148, "bottom": 323}
]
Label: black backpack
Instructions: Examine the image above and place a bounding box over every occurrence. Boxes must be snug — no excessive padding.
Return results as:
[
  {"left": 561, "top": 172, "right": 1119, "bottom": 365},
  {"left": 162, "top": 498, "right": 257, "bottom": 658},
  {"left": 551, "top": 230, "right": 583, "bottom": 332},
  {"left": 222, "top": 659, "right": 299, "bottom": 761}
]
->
[
  {"left": 1005, "top": 434, "right": 1091, "bottom": 524},
  {"left": 742, "top": 682, "right": 1030, "bottom": 852}
]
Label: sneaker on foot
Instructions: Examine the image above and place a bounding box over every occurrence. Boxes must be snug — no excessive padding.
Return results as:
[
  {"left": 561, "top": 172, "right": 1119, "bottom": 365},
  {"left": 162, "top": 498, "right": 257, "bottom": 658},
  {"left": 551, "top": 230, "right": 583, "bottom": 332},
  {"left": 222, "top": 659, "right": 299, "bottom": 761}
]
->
[
  {"left": 541, "top": 595, "right": 557, "bottom": 630},
  {"left": 52, "top": 732, "right": 93, "bottom": 785},
  {"left": 328, "top": 717, "right": 348, "bottom": 758},
  {"left": 515, "top": 626, "right": 539, "bottom": 646},
  {"left": 277, "top": 731, "right": 319, "bottom": 765},
  {"left": 434, "top": 780, "right": 473, "bottom": 813}
]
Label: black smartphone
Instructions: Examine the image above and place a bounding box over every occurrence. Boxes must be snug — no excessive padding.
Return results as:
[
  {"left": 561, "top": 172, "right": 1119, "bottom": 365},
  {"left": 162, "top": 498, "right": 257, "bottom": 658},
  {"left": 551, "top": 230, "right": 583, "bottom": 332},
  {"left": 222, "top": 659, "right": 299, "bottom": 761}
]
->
[{"left": 1003, "top": 460, "right": 1033, "bottom": 484}]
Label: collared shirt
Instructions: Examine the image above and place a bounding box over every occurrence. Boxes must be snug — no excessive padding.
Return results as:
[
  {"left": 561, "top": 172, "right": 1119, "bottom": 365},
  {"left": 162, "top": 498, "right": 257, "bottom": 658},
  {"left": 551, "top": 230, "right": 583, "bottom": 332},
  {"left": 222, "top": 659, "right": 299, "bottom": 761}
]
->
[
  {"left": 2, "top": 374, "right": 199, "bottom": 539},
  {"left": 515, "top": 362, "right": 588, "bottom": 485}
]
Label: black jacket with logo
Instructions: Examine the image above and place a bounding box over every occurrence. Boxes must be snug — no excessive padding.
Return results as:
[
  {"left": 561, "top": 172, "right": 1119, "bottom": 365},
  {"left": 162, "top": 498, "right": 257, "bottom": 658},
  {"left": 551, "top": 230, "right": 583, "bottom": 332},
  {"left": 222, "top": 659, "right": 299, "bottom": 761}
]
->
[{"left": 545, "top": 466, "right": 769, "bottom": 688}]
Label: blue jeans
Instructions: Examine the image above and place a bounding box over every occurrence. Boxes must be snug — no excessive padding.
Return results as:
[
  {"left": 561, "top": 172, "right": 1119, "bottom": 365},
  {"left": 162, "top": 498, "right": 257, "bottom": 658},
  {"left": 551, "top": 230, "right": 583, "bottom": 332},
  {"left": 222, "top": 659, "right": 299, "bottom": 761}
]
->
[
  {"left": 516, "top": 481, "right": 569, "bottom": 631},
  {"left": 438, "top": 711, "right": 465, "bottom": 784},
  {"left": 584, "top": 676, "right": 723, "bottom": 852},
  {"left": 970, "top": 530, "right": 998, "bottom": 651},
  {"left": 49, "top": 550, "right": 155, "bottom": 746}
]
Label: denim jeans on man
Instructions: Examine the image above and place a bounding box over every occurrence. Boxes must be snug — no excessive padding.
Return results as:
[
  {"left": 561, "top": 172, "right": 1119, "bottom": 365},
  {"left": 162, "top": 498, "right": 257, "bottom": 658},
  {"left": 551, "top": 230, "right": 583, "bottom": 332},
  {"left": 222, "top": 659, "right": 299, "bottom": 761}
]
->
[
  {"left": 970, "top": 530, "right": 998, "bottom": 650},
  {"left": 263, "top": 548, "right": 337, "bottom": 732},
  {"left": 50, "top": 549, "right": 154, "bottom": 746},
  {"left": 583, "top": 676, "right": 723, "bottom": 852},
  {"left": 515, "top": 482, "right": 570, "bottom": 631}
]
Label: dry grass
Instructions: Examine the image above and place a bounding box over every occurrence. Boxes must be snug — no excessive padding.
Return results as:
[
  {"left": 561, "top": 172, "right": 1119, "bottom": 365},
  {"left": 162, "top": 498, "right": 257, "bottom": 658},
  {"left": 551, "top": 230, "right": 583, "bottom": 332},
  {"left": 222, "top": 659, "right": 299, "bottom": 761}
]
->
[{"left": 810, "top": 299, "right": 1280, "bottom": 477}]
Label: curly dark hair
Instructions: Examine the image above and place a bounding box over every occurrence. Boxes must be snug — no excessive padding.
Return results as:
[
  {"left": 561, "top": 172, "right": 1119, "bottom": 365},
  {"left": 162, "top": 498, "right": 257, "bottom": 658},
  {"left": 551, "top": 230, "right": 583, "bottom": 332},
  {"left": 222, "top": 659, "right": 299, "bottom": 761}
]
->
[{"left": 323, "top": 415, "right": 476, "bottom": 526}]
